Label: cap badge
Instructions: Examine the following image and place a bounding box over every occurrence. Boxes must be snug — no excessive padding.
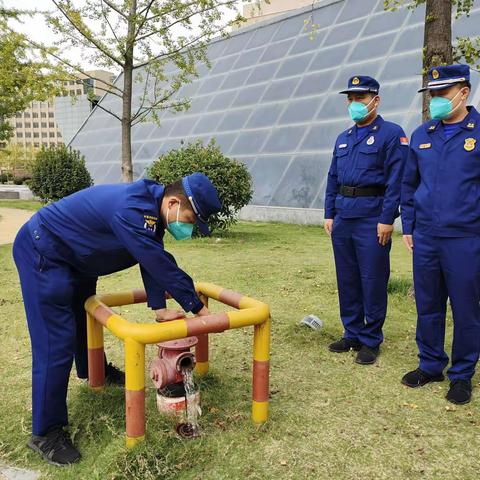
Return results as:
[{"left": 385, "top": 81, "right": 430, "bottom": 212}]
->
[
  {"left": 367, "top": 136, "right": 375, "bottom": 145},
  {"left": 464, "top": 138, "right": 476, "bottom": 152},
  {"left": 432, "top": 69, "right": 440, "bottom": 80},
  {"left": 352, "top": 77, "right": 360, "bottom": 85}
]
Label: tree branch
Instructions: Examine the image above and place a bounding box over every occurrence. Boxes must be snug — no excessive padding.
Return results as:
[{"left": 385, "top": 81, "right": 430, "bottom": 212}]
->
[
  {"left": 135, "top": 2, "right": 234, "bottom": 44},
  {"left": 99, "top": 0, "right": 122, "bottom": 50},
  {"left": 100, "top": 0, "right": 128, "bottom": 19},
  {"left": 134, "top": 25, "right": 227, "bottom": 69},
  {"left": 22, "top": 35, "right": 123, "bottom": 96},
  {"left": 92, "top": 101, "right": 122, "bottom": 122},
  {"left": 51, "top": 0, "right": 123, "bottom": 66}
]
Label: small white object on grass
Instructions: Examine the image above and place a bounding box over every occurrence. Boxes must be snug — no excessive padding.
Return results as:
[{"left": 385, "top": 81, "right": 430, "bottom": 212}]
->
[{"left": 300, "top": 314, "right": 324, "bottom": 330}]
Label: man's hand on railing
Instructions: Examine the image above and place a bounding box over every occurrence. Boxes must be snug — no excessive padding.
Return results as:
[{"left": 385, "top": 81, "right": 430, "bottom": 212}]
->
[{"left": 155, "top": 308, "right": 186, "bottom": 322}]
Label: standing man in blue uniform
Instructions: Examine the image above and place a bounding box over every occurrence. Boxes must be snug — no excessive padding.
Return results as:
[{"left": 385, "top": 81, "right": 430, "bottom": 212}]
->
[
  {"left": 401, "top": 64, "right": 480, "bottom": 405},
  {"left": 324, "top": 76, "right": 408, "bottom": 365},
  {"left": 13, "top": 172, "right": 221, "bottom": 465}
]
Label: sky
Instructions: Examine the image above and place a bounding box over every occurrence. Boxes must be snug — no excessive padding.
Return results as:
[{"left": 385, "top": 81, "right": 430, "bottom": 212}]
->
[{"left": 4, "top": 0, "right": 245, "bottom": 72}]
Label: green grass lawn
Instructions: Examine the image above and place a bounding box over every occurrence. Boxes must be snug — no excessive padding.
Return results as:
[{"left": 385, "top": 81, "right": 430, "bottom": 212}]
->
[
  {"left": 0, "top": 213, "right": 478, "bottom": 479},
  {"left": 0, "top": 199, "right": 43, "bottom": 211}
]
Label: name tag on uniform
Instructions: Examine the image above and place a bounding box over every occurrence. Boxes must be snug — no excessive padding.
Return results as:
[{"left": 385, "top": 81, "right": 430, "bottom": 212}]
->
[
  {"left": 419, "top": 143, "right": 431, "bottom": 149},
  {"left": 338, "top": 143, "right": 347, "bottom": 149}
]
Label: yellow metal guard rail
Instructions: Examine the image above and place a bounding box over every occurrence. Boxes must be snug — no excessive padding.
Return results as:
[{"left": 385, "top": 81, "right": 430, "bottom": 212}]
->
[{"left": 85, "top": 282, "right": 271, "bottom": 447}]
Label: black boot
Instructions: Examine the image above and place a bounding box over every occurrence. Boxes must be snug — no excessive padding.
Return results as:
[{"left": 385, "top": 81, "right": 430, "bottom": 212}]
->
[
  {"left": 28, "top": 426, "right": 80, "bottom": 466},
  {"left": 328, "top": 338, "right": 362, "bottom": 353},
  {"left": 446, "top": 379, "right": 472, "bottom": 405},
  {"left": 401, "top": 368, "right": 445, "bottom": 388},
  {"left": 355, "top": 345, "right": 379, "bottom": 365},
  {"left": 105, "top": 362, "right": 125, "bottom": 386}
]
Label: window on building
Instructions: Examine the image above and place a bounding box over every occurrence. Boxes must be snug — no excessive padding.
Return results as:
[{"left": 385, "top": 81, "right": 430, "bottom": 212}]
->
[
  {"left": 41, "top": 112, "right": 47, "bottom": 118},
  {"left": 15, "top": 122, "right": 23, "bottom": 128},
  {"left": 15, "top": 113, "right": 22, "bottom": 118},
  {"left": 32, "top": 112, "right": 38, "bottom": 118},
  {"left": 42, "top": 142, "right": 48, "bottom": 147},
  {"left": 49, "top": 122, "right": 55, "bottom": 128},
  {"left": 33, "top": 132, "right": 39, "bottom": 138},
  {"left": 24, "top": 112, "right": 31, "bottom": 118},
  {"left": 48, "top": 112, "right": 54, "bottom": 118},
  {"left": 41, "top": 122, "right": 47, "bottom": 128},
  {"left": 49, "top": 131, "right": 55, "bottom": 138},
  {"left": 26, "top": 142, "right": 32, "bottom": 147},
  {"left": 25, "top": 132, "right": 32, "bottom": 138},
  {"left": 24, "top": 122, "right": 31, "bottom": 128},
  {"left": 17, "top": 132, "right": 23, "bottom": 138},
  {"left": 33, "top": 122, "right": 39, "bottom": 128},
  {"left": 70, "top": 80, "right": 75, "bottom": 85},
  {"left": 34, "top": 142, "right": 39, "bottom": 147},
  {"left": 41, "top": 132, "right": 47, "bottom": 138},
  {"left": 57, "top": 132, "right": 62, "bottom": 138}
]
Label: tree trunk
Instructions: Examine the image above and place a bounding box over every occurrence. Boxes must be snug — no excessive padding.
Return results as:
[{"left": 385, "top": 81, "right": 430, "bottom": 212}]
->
[
  {"left": 422, "top": 0, "right": 453, "bottom": 121},
  {"left": 121, "top": 0, "right": 137, "bottom": 183},
  {"left": 121, "top": 63, "right": 133, "bottom": 182}
]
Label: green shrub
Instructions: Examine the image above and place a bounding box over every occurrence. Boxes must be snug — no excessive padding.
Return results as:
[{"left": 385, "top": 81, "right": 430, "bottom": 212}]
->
[
  {"left": 0, "top": 173, "right": 8, "bottom": 183},
  {"left": 148, "top": 140, "right": 253, "bottom": 234},
  {"left": 13, "top": 175, "right": 30, "bottom": 185},
  {"left": 29, "top": 145, "right": 93, "bottom": 203}
]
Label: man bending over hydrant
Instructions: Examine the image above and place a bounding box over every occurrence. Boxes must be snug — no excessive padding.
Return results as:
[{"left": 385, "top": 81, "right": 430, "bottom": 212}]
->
[{"left": 13, "top": 172, "right": 221, "bottom": 465}]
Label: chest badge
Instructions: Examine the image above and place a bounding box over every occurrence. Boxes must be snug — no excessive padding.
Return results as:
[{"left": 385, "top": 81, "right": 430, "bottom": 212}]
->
[
  {"left": 464, "top": 138, "right": 476, "bottom": 152},
  {"left": 338, "top": 143, "right": 347, "bottom": 149},
  {"left": 144, "top": 215, "right": 158, "bottom": 233},
  {"left": 367, "top": 136, "right": 375, "bottom": 145},
  {"left": 419, "top": 143, "right": 431, "bottom": 149}
]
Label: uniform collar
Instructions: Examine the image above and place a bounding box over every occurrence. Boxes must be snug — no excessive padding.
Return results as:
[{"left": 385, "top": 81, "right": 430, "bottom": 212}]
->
[
  {"left": 426, "top": 106, "right": 479, "bottom": 134},
  {"left": 144, "top": 179, "right": 165, "bottom": 203},
  {"left": 347, "top": 114, "right": 384, "bottom": 136}
]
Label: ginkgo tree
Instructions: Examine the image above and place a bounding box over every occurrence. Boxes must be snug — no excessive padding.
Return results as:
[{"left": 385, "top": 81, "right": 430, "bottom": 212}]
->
[
  {"left": 39, "top": 0, "right": 246, "bottom": 182},
  {"left": 384, "top": 0, "right": 479, "bottom": 120}
]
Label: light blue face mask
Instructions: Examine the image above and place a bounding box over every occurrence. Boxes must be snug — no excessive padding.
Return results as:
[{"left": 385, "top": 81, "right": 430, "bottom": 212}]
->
[
  {"left": 348, "top": 97, "right": 376, "bottom": 123},
  {"left": 166, "top": 202, "right": 194, "bottom": 241},
  {"left": 429, "top": 90, "right": 463, "bottom": 120}
]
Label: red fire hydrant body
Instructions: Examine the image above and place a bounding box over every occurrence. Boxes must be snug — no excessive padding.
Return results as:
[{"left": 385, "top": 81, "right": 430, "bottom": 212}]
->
[{"left": 150, "top": 336, "right": 198, "bottom": 390}]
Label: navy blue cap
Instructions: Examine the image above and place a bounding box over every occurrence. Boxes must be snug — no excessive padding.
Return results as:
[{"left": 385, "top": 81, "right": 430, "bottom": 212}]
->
[
  {"left": 339, "top": 75, "right": 380, "bottom": 94},
  {"left": 418, "top": 64, "right": 470, "bottom": 92},
  {"left": 181, "top": 172, "right": 222, "bottom": 236}
]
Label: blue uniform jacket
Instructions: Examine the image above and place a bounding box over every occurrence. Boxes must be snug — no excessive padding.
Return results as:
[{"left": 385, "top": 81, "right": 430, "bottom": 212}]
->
[
  {"left": 28, "top": 179, "right": 204, "bottom": 313},
  {"left": 324, "top": 115, "right": 408, "bottom": 224},
  {"left": 401, "top": 106, "right": 480, "bottom": 237}
]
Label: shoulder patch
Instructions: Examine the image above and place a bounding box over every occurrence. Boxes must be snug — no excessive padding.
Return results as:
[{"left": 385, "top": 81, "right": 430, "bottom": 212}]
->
[
  {"left": 144, "top": 214, "right": 158, "bottom": 233},
  {"left": 400, "top": 136, "right": 409, "bottom": 146}
]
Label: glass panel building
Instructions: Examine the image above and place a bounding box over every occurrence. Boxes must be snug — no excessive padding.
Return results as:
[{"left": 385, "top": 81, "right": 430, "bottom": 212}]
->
[{"left": 70, "top": 0, "right": 480, "bottom": 223}]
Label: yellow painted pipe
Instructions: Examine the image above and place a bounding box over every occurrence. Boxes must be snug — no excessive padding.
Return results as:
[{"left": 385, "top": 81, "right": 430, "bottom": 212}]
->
[{"left": 85, "top": 282, "right": 271, "bottom": 447}]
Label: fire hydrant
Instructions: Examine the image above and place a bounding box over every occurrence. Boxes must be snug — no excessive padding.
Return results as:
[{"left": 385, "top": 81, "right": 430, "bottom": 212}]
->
[{"left": 150, "top": 336, "right": 198, "bottom": 390}]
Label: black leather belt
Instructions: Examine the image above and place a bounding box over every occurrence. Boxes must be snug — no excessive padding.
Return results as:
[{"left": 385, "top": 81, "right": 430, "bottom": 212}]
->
[{"left": 339, "top": 185, "right": 386, "bottom": 197}]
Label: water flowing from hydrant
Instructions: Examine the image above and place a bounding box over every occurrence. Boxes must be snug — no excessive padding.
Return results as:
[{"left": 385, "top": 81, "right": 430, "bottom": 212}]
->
[{"left": 176, "top": 368, "right": 201, "bottom": 438}]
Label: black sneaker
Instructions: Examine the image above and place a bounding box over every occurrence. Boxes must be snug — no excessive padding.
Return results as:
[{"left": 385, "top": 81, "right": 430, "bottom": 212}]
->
[
  {"left": 446, "top": 379, "right": 472, "bottom": 405},
  {"left": 28, "top": 426, "right": 80, "bottom": 466},
  {"left": 401, "top": 368, "right": 445, "bottom": 388},
  {"left": 105, "top": 362, "right": 125, "bottom": 386},
  {"left": 328, "top": 338, "right": 362, "bottom": 353},
  {"left": 355, "top": 345, "right": 380, "bottom": 365}
]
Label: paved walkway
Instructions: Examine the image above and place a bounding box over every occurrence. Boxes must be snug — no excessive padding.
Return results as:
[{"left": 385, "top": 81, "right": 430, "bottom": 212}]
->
[
  {"left": 0, "top": 465, "right": 40, "bottom": 480},
  {"left": 0, "top": 208, "right": 34, "bottom": 245}
]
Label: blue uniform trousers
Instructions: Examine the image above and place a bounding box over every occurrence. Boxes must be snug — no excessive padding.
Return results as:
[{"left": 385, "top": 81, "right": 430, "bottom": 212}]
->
[
  {"left": 413, "top": 231, "right": 480, "bottom": 380},
  {"left": 13, "top": 223, "right": 97, "bottom": 435},
  {"left": 332, "top": 216, "right": 391, "bottom": 348}
]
